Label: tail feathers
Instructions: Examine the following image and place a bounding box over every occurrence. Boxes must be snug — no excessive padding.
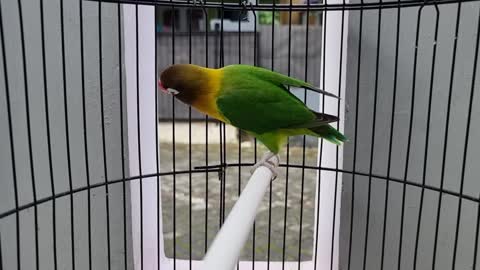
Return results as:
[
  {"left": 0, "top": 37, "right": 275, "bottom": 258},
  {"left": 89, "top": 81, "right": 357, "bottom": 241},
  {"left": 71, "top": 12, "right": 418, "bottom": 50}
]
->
[
  {"left": 309, "top": 125, "right": 347, "bottom": 145},
  {"left": 286, "top": 112, "right": 338, "bottom": 129}
]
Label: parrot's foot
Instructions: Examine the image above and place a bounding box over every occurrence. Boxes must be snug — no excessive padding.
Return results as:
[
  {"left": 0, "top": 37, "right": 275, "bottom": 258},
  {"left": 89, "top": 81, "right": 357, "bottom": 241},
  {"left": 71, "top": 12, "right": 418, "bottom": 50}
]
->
[{"left": 250, "top": 151, "right": 280, "bottom": 181}]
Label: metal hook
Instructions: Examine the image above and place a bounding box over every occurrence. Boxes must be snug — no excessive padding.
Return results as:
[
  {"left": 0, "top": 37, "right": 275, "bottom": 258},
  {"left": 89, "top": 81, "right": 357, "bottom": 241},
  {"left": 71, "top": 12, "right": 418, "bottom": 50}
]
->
[
  {"left": 420, "top": 0, "right": 439, "bottom": 10},
  {"left": 249, "top": 2, "right": 257, "bottom": 20},
  {"left": 241, "top": 0, "right": 248, "bottom": 11},
  {"left": 238, "top": 0, "right": 248, "bottom": 20},
  {"left": 198, "top": 0, "right": 208, "bottom": 14},
  {"left": 417, "top": 0, "right": 439, "bottom": 21}
]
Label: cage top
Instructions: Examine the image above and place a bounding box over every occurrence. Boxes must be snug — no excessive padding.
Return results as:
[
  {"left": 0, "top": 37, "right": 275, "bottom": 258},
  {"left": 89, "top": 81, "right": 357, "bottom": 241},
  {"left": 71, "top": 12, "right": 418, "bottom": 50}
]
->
[{"left": 88, "top": 0, "right": 475, "bottom": 11}]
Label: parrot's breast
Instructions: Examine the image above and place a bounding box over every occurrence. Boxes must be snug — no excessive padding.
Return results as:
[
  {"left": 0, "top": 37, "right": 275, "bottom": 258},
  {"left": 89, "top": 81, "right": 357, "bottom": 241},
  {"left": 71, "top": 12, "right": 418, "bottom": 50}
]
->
[{"left": 191, "top": 68, "right": 228, "bottom": 122}]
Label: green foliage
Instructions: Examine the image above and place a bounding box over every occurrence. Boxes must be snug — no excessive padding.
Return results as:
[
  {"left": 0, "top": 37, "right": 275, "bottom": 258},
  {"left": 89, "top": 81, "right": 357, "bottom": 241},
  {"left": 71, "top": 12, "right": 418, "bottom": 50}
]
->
[{"left": 258, "top": 11, "right": 280, "bottom": 25}]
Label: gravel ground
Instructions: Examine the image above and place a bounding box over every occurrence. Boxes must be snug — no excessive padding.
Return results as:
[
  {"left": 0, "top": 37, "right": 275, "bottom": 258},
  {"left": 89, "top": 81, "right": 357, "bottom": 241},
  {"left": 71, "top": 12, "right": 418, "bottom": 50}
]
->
[{"left": 160, "top": 141, "right": 320, "bottom": 261}]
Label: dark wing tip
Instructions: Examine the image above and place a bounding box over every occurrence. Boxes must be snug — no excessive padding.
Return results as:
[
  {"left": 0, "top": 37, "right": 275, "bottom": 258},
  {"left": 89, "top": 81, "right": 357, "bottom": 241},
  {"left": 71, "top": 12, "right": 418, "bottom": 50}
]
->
[
  {"left": 305, "top": 86, "right": 340, "bottom": 99},
  {"left": 314, "top": 112, "right": 339, "bottom": 123}
]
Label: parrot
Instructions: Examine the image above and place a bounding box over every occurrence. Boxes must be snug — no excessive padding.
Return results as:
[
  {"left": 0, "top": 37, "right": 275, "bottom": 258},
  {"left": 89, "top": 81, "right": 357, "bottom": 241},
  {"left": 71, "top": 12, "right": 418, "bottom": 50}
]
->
[{"left": 158, "top": 64, "right": 346, "bottom": 178}]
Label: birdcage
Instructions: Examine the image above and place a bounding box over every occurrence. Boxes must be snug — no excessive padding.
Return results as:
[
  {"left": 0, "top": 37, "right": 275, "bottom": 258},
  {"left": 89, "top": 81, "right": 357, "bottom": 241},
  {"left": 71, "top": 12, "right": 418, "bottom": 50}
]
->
[{"left": 1, "top": 0, "right": 479, "bottom": 269}]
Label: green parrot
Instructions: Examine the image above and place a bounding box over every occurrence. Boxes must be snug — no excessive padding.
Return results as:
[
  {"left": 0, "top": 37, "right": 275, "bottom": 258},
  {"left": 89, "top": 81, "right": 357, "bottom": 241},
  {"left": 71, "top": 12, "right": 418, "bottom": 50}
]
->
[{"left": 159, "top": 64, "right": 346, "bottom": 177}]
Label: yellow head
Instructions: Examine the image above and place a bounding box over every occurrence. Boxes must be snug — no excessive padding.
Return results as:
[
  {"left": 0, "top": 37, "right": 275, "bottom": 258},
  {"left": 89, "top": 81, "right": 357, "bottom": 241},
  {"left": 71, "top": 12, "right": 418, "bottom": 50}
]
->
[{"left": 158, "top": 64, "right": 225, "bottom": 121}]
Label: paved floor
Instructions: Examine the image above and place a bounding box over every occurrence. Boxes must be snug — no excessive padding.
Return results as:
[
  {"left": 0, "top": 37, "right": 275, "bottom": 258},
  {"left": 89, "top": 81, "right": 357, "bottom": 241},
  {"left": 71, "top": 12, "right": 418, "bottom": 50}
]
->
[{"left": 159, "top": 140, "right": 324, "bottom": 262}]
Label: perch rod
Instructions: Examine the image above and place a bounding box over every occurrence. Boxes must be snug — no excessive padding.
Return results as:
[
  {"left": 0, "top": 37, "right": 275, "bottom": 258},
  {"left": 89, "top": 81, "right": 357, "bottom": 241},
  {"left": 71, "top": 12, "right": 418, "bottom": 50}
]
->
[{"left": 202, "top": 154, "right": 279, "bottom": 270}]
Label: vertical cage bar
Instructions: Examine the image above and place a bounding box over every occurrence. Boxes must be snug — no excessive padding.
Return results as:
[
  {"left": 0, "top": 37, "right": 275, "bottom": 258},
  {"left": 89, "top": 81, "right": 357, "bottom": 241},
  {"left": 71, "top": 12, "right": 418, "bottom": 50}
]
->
[
  {"left": 297, "top": 0, "right": 311, "bottom": 267},
  {"left": 397, "top": 5, "right": 426, "bottom": 270},
  {"left": 412, "top": 4, "right": 439, "bottom": 270},
  {"left": 470, "top": 11, "right": 480, "bottom": 270},
  {"left": 217, "top": 2, "right": 224, "bottom": 225},
  {"left": 0, "top": 1, "right": 21, "bottom": 269},
  {"left": 237, "top": 2, "right": 242, "bottom": 270},
  {"left": 59, "top": 0, "right": 77, "bottom": 267},
  {"left": 314, "top": 0, "right": 327, "bottom": 268},
  {"left": 117, "top": 2, "right": 128, "bottom": 269},
  {"left": 219, "top": 0, "right": 227, "bottom": 228},
  {"left": 430, "top": 2, "right": 460, "bottom": 269},
  {"left": 97, "top": 1, "right": 113, "bottom": 269},
  {"left": 187, "top": 5, "right": 194, "bottom": 267},
  {"left": 39, "top": 0, "right": 58, "bottom": 268},
  {"left": 188, "top": 2, "right": 193, "bottom": 268},
  {"left": 154, "top": 3, "right": 160, "bottom": 270},
  {"left": 134, "top": 3, "right": 145, "bottom": 270},
  {"left": 450, "top": 2, "right": 476, "bottom": 269},
  {"left": 251, "top": 5, "right": 257, "bottom": 268},
  {"left": 347, "top": 3, "right": 364, "bottom": 270},
  {"left": 330, "top": 2, "right": 345, "bottom": 270},
  {"left": 380, "top": 2, "right": 401, "bottom": 270},
  {"left": 222, "top": 123, "right": 227, "bottom": 222},
  {"left": 78, "top": 0, "right": 93, "bottom": 268},
  {"left": 314, "top": 3, "right": 324, "bottom": 269},
  {"left": 267, "top": 1, "right": 276, "bottom": 268},
  {"left": 16, "top": 0, "right": 40, "bottom": 268},
  {"left": 123, "top": 5, "right": 157, "bottom": 269},
  {"left": 170, "top": 2, "right": 177, "bottom": 268},
  {"left": 281, "top": 0, "right": 293, "bottom": 267},
  {"left": 219, "top": 122, "right": 224, "bottom": 228},
  {"left": 201, "top": 0, "right": 210, "bottom": 256},
  {"left": 363, "top": 3, "right": 383, "bottom": 270}
]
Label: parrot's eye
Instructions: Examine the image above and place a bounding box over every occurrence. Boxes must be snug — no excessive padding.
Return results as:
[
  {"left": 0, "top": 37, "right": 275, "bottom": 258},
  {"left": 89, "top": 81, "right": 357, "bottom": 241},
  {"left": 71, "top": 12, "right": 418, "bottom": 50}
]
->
[{"left": 167, "top": 88, "right": 179, "bottom": 95}]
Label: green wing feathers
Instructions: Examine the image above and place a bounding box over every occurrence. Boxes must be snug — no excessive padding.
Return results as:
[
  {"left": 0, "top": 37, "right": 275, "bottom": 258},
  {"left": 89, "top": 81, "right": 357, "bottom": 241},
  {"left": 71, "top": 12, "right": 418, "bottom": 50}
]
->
[
  {"left": 224, "top": 65, "right": 339, "bottom": 98},
  {"left": 217, "top": 65, "right": 346, "bottom": 152},
  {"left": 217, "top": 66, "right": 317, "bottom": 134}
]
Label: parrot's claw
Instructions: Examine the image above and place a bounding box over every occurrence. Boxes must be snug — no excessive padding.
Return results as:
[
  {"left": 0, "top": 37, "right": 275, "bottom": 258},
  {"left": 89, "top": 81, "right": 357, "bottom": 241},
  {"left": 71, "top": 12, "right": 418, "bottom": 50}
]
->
[{"left": 250, "top": 152, "right": 280, "bottom": 181}]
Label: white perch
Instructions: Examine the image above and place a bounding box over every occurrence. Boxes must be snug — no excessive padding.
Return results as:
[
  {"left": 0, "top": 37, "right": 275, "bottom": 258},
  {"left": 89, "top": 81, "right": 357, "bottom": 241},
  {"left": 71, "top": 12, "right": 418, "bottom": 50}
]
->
[{"left": 202, "top": 155, "right": 279, "bottom": 270}]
